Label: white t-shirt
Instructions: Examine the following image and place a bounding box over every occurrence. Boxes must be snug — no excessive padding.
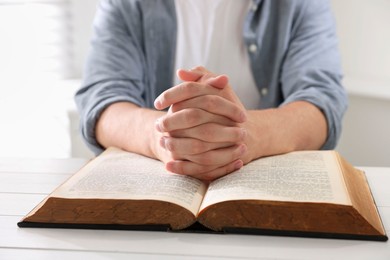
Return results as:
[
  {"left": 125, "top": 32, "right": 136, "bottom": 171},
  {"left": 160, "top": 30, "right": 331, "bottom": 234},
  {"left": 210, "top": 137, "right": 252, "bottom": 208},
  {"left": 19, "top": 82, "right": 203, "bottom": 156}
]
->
[{"left": 174, "top": 0, "right": 261, "bottom": 109}]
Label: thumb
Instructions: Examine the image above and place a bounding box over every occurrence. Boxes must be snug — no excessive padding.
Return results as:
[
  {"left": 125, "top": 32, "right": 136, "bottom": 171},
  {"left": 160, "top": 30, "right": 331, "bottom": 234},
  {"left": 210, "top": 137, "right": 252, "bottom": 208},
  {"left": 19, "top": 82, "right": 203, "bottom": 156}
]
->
[
  {"left": 176, "top": 69, "right": 202, "bottom": 82},
  {"left": 206, "top": 75, "right": 228, "bottom": 89},
  {"left": 177, "top": 69, "right": 228, "bottom": 89}
]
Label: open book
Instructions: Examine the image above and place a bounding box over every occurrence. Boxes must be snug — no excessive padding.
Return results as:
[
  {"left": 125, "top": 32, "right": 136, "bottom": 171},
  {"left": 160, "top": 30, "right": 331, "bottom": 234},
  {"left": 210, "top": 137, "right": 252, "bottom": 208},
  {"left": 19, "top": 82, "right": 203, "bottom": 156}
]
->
[{"left": 18, "top": 147, "right": 387, "bottom": 241}]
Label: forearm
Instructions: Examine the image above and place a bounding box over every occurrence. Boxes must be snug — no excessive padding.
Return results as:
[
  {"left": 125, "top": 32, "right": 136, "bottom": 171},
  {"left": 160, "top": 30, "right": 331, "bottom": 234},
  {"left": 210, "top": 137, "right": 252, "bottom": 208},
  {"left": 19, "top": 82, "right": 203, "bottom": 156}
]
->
[
  {"left": 96, "top": 102, "right": 165, "bottom": 159},
  {"left": 244, "top": 101, "right": 327, "bottom": 162}
]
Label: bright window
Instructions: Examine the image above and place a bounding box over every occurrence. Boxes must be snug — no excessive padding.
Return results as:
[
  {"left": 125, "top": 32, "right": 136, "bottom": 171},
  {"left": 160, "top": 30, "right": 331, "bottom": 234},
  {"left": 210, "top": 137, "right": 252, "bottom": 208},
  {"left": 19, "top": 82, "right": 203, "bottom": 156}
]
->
[{"left": 0, "top": 0, "right": 78, "bottom": 158}]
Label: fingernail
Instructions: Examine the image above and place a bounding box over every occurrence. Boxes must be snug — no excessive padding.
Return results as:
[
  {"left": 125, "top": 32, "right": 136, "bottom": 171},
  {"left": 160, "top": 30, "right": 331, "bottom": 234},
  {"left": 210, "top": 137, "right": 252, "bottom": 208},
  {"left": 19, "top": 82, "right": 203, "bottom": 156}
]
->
[
  {"left": 155, "top": 119, "right": 162, "bottom": 132},
  {"left": 240, "top": 144, "right": 247, "bottom": 155},
  {"left": 166, "top": 161, "right": 179, "bottom": 174},
  {"left": 240, "top": 128, "right": 247, "bottom": 141},
  {"left": 234, "top": 160, "right": 243, "bottom": 170},
  {"left": 160, "top": 137, "right": 166, "bottom": 149},
  {"left": 154, "top": 100, "right": 160, "bottom": 109},
  {"left": 165, "top": 161, "right": 175, "bottom": 173},
  {"left": 240, "top": 111, "right": 247, "bottom": 122}
]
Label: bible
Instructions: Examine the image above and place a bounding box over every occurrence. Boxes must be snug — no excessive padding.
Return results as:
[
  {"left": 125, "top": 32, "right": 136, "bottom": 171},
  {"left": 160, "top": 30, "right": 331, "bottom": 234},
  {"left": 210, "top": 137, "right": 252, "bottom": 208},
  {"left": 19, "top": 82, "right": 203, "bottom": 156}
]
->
[{"left": 18, "top": 147, "right": 387, "bottom": 241}]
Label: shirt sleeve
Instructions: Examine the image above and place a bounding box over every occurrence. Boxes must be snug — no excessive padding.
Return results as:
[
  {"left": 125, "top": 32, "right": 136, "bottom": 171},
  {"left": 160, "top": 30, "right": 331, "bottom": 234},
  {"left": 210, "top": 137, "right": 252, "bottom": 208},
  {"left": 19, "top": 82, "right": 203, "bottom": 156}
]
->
[
  {"left": 280, "top": 0, "right": 348, "bottom": 150},
  {"left": 74, "top": 0, "right": 145, "bottom": 154}
]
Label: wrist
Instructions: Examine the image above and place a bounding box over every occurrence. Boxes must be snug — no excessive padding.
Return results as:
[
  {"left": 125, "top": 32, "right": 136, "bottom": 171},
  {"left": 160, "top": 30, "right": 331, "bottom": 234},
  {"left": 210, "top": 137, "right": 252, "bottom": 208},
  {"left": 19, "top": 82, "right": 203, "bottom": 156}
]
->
[{"left": 242, "top": 102, "right": 327, "bottom": 163}]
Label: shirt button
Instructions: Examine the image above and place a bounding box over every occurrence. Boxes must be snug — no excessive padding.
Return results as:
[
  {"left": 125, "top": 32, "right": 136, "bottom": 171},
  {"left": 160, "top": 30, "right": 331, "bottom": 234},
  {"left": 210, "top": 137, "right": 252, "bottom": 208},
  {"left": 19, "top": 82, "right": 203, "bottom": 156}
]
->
[
  {"left": 251, "top": 3, "right": 258, "bottom": 12},
  {"left": 249, "top": 44, "right": 257, "bottom": 53},
  {"left": 261, "top": 88, "right": 268, "bottom": 96}
]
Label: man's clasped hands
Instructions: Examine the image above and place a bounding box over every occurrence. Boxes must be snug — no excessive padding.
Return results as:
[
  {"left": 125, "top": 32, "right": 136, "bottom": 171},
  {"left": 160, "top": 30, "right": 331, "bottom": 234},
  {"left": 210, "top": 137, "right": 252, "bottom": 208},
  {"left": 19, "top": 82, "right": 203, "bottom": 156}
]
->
[{"left": 153, "top": 66, "right": 253, "bottom": 181}]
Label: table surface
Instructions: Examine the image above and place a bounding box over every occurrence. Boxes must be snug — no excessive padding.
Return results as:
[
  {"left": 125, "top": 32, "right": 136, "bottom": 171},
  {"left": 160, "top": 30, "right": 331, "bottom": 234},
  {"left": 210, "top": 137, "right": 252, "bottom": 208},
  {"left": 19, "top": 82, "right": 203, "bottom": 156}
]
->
[{"left": 0, "top": 157, "right": 389, "bottom": 260}]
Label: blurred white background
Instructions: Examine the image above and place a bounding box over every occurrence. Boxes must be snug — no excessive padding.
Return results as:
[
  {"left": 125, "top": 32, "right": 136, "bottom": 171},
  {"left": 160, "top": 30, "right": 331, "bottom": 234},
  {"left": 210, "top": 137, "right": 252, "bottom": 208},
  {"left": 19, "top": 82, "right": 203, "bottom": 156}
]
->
[
  {"left": 0, "top": 0, "right": 389, "bottom": 166},
  {"left": 0, "top": 0, "right": 96, "bottom": 158}
]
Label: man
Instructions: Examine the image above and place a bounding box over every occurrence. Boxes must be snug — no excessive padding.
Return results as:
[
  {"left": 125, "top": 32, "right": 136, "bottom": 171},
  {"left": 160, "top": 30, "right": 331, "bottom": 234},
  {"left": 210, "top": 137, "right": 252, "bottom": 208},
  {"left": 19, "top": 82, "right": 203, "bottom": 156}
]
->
[{"left": 75, "top": 0, "right": 347, "bottom": 181}]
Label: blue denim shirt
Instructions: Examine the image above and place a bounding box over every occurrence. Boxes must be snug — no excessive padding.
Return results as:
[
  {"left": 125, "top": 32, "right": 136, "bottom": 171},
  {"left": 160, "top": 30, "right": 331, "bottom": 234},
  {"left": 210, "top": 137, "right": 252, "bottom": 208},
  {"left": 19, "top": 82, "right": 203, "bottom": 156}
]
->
[{"left": 75, "top": 0, "right": 348, "bottom": 155}]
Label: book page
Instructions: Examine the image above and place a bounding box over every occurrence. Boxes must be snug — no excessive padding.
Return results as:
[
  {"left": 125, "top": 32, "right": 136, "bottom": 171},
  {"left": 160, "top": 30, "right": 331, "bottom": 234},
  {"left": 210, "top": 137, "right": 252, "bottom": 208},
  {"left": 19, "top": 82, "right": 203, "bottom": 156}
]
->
[
  {"left": 200, "top": 151, "right": 350, "bottom": 212},
  {"left": 53, "top": 148, "right": 207, "bottom": 216}
]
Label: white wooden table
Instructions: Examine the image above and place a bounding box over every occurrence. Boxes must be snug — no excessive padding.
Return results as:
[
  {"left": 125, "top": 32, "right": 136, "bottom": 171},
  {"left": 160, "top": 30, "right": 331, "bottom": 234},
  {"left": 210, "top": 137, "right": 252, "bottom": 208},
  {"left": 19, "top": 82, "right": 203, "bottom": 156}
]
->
[{"left": 0, "top": 157, "right": 389, "bottom": 259}]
